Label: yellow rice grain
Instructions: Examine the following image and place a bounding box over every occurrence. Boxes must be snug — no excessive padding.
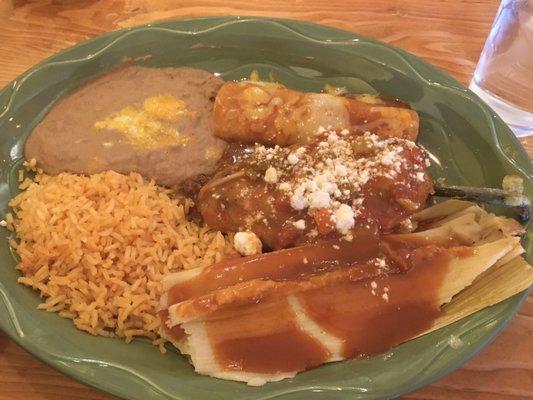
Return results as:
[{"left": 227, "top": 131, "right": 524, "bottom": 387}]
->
[{"left": 7, "top": 170, "right": 238, "bottom": 346}]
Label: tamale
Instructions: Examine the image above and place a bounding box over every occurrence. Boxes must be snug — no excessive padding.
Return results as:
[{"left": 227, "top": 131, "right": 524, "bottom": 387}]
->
[{"left": 160, "top": 200, "right": 532, "bottom": 385}]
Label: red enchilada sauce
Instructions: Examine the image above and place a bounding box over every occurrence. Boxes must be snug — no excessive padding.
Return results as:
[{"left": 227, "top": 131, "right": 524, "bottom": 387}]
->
[
  {"left": 158, "top": 309, "right": 186, "bottom": 342},
  {"left": 297, "top": 246, "right": 460, "bottom": 358},
  {"left": 206, "top": 298, "right": 331, "bottom": 373},
  {"left": 198, "top": 130, "right": 433, "bottom": 250},
  {"left": 166, "top": 226, "right": 381, "bottom": 306},
  {"left": 164, "top": 235, "right": 473, "bottom": 374}
]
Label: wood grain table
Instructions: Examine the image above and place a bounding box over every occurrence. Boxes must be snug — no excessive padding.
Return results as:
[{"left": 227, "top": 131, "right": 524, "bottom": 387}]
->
[{"left": 0, "top": 1, "right": 531, "bottom": 399}]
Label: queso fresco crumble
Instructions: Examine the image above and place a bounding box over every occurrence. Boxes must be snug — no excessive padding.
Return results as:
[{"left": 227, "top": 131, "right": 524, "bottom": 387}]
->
[{"left": 231, "top": 127, "right": 430, "bottom": 254}]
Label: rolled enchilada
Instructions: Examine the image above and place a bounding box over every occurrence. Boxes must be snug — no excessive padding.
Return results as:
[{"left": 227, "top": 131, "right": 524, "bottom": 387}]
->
[{"left": 212, "top": 81, "right": 420, "bottom": 146}]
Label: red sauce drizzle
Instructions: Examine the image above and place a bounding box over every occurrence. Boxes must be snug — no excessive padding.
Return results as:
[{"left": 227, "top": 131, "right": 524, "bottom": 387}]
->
[
  {"left": 206, "top": 298, "right": 331, "bottom": 373},
  {"left": 158, "top": 309, "right": 186, "bottom": 342},
  {"left": 166, "top": 229, "right": 380, "bottom": 305},
  {"left": 298, "top": 245, "right": 453, "bottom": 358}
]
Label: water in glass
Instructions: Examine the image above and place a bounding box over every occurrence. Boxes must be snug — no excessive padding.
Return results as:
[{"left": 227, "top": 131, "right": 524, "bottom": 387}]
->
[{"left": 469, "top": 0, "right": 533, "bottom": 137}]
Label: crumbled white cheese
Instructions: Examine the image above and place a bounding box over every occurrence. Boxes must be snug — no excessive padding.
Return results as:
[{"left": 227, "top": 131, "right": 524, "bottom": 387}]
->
[
  {"left": 279, "top": 182, "right": 291, "bottom": 191},
  {"left": 309, "top": 190, "right": 331, "bottom": 209},
  {"left": 295, "top": 147, "right": 306, "bottom": 157},
  {"left": 334, "top": 163, "right": 347, "bottom": 177},
  {"left": 292, "top": 219, "right": 306, "bottom": 230},
  {"left": 379, "top": 152, "right": 391, "bottom": 167},
  {"left": 334, "top": 204, "right": 355, "bottom": 234},
  {"left": 370, "top": 281, "right": 377, "bottom": 289},
  {"left": 327, "top": 132, "right": 339, "bottom": 143},
  {"left": 287, "top": 153, "right": 299, "bottom": 165},
  {"left": 234, "top": 232, "right": 263, "bottom": 256},
  {"left": 290, "top": 188, "right": 307, "bottom": 210},
  {"left": 373, "top": 258, "right": 388, "bottom": 269},
  {"left": 314, "top": 173, "right": 329, "bottom": 188},
  {"left": 245, "top": 128, "right": 426, "bottom": 237},
  {"left": 264, "top": 167, "right": 278, "bottom": 184},
  {"left": 381, "top": 293, "right": 389, "bottom": 302},
  {"left": 303, "top": 257, "right": 309, "bottom": 264},
  {"left": 0, "top": 220, "right": 6, "bottom": 227},
  {"left": 306, "top": 180, "right": 318, "bottom": 191},
  {"left": 323, "top": 181, "right": 338, "bottom": 195}
]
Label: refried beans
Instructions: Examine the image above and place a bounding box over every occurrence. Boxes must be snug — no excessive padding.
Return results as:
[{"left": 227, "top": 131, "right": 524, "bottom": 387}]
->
[{"left": 25, "top": 66, "right": 227, "bottom": 190}]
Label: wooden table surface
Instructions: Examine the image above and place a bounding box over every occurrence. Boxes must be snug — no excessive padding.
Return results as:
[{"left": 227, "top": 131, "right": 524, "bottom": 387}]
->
[{"left": 0, "top": 1, "right": 531, "bottom": 399}]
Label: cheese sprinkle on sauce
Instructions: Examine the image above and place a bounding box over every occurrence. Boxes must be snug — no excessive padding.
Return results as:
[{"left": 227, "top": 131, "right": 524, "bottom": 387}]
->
[{"left": 243, "top": 127, "right": 430, "bottom": 236}]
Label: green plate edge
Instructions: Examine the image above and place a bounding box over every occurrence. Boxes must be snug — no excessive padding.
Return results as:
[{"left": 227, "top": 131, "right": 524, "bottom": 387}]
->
[{"left": 0, "top": 16, "right": 531, "bottom": 400}]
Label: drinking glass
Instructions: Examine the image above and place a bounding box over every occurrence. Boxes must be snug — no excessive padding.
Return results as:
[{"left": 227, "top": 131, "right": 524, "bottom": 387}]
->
[{"left": 469, "top": 0, "right": 533, "bottom": 137}]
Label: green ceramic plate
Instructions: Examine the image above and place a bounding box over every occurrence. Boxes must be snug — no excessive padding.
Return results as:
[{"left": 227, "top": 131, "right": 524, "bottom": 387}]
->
[{"left": 0, "top": 17, "right": 531, "bottom": 400}]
